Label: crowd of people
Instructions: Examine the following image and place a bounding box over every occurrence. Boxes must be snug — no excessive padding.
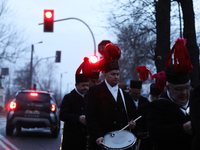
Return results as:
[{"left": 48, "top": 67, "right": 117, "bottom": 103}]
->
[{"left": 59, "top": 39, "right": 199, "bottom": 150}]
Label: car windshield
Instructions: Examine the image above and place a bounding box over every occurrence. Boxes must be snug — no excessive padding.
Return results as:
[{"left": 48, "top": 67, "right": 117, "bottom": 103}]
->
[{"left": 16, "top": 92, "right": 51, "bottom": 102}]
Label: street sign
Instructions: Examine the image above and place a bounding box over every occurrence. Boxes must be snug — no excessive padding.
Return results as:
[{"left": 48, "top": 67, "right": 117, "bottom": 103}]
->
[
  {"left": 98, "top": 40, "right": 111, "bottom": 56},
  {"left": 126, "top": 78, "right": 133, "bottom": 86}
]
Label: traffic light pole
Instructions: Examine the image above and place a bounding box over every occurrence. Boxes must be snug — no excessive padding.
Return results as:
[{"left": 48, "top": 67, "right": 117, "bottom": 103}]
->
[{"left": 39, "top": 17, "right": 97, "bottom": 55}]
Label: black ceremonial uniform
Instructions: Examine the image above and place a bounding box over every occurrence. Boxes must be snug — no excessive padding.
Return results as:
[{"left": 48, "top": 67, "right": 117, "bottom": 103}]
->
[
  {"left": 131, "top": 96, "right": 149, "bottom": 110},
  {"left": 59, "top": 89, "right": 87, "bottom": 150},
  {"left": 147, "top": 92, "right": 192, "bottom": 150},
  {"left": 190, "top": 84, "right": 200, "bottom": 150},
  {"left": 86, "top": 81, "right": 135, "bottom": 150}
]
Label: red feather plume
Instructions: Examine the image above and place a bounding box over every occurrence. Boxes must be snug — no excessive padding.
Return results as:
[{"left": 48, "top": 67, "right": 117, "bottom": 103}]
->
[
  {"left": 97, "top": 43, "right": 121, "bottom": 73},
  {"left": 136, "top": 66, "right": 153, "bottom": 82},
  {"left": 76, "top": 57, "right": 92, "bottom": 77},
  {"left": 152, "top": 71, "right": 166, "bottom": 91},
  {"left": 104, "top": 43, "right": 121, "bottom": 61},
  {"left": 166, "top": 38, "right": 193, "bottom": 73}
]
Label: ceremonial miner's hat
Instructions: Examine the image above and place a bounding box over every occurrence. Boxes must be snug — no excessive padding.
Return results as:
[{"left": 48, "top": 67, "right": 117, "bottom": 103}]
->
[
  {"left": 91, "top": 70, "right": 100, "bottom": 79},
  {"left": 150, "top": 83, "right": 163, "bottom": 96},
  {"left": 98, "top": 43, "right": 121, "bottom": 73},
  {"left": 152, "top": 71, "right": 166, "bottom": 91},
  {"left": 165, "top": 38, "right": 193, "bottom": 84},
  {"left": 75, "top": 74, "right": 89, "bottom": 84},
  {"left": 130, "top": 80, "right": 142, "bottom": 89},
  {"left": 75, "top": 57, "right": 90, "bottom": 83}
]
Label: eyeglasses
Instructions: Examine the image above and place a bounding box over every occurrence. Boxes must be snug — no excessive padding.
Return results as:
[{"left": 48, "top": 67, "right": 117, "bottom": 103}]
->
[{"left": 170, "top": 85, "right": 191, "bottom": 92}]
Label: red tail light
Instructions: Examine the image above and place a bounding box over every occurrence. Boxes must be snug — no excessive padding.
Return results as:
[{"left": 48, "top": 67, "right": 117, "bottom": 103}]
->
[
  {"left": 51, "top": 104, "right": 56, "bottom": 112},
  {"left": 9, "top": 101, "right": 17, "bottom": 110},
  {"left": 30, "top": 93, "right": 38, "bottom": 96}
]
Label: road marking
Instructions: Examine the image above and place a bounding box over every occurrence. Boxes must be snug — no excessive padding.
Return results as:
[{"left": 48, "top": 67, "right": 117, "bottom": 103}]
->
[
  {"left": 0, "top": 140, "right": 11, "bottom": 150},
  {"left": 0, "top": 134, "right": 20, "bottom": 150}
]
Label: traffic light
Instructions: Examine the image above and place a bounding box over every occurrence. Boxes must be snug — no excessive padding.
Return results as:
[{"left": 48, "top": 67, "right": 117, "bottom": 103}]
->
[
  {"left": 89, "top": 55, "right": 98, "bottom": 70},
  {"left": 89, "top": 55, "right": 98, "bottom": 64},
  {"left": 44, "top": 10, "right": 54, "bottom": 32},
  {"left": 55, "top": 51, "right": 61, "bottom": 62}
]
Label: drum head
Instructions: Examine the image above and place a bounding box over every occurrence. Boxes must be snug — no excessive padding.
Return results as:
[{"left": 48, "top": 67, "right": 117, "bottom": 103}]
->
[{"left": 104, "top": 130, "right": 137, "bottom": 149}]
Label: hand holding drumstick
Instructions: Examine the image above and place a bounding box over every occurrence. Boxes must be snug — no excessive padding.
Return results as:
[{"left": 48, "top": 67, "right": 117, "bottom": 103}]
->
[{"left": 118, "top": 116, "right": 142, "bottom": 133}]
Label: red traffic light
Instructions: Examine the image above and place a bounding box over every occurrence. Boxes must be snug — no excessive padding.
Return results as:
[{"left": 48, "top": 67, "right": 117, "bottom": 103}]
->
[
  {"left": 44, "top": 10, "right": 54, "bottom": 32},
  {"left": 89, "top": 55, "right": 98, "bottom": 64},
  {"left": 45, "top": 11, "right": 53, "bottom": 18}
]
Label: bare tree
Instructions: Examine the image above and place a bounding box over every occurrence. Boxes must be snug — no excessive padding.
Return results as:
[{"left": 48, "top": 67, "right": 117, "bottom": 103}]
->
[
  {"left": 0, "top": 0, "right": 29, "bottom": 66},
  {"left": 115, "top": 24, "right": 156, "bottom": 82},
  {"left": 105, "top": 0, "right": 199, "bottom": 85}
]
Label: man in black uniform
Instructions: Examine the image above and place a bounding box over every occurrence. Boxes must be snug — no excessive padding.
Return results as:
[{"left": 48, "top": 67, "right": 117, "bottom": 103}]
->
[
  {"left": 147, "top": 38, "right": 193, "bottom": 150},
  {"left": 89, "top": 70, "right": 100, "bottom": 88},
  {"left": 59, "top": 73, "right": 89, "bottom": 150},
  {"left": 190, "top": 84, "right": 200, "bottom": 150},
  {"left": 129, "top": 80, "right": 149, "bottom": 110},
  {"left": 134, "top": 71, "right": 166, "bottom": 150},
  {"left": 86, "top": 43, "right": 137, "bottom": 150}
]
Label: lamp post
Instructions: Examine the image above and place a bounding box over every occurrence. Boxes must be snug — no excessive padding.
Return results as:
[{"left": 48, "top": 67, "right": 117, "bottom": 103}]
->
[
  {"left": 60, "top": 72, "right": 67, "bottom": 100},
  {"left": 29, "top": 41, "right": 43, "bottom": 89},
  {"left": 67, "top": 82, "right": 73, "bottom": 93},
  {"left": 39, "top": 17, "right": 96, "bottom": 55}
]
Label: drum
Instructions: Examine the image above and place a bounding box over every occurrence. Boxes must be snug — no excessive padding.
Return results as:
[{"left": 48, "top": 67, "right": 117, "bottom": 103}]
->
[{"left": 103, "top": 130, "right": 137, "bottom": 150}]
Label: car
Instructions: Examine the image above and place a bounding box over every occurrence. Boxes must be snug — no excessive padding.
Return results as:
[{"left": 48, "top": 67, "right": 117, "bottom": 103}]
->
[{"left": 6, "top": 89, "right": 60, "bottom": 138}]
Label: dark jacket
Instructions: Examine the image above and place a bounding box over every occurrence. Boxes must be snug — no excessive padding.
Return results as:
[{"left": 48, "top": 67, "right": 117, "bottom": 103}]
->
[
  {"left": 147, "top": 92, "right": 192, "bottom": 150},
  {"left": 59, "top": 89, "right": 87, "bottom": 150},
  {"left": 86, "top": 81, "right": 136, "bottom": 150},
  {"left": 190, "top": 84, "right": 200, "bottom": 150},
  {"left": 137, "top": 101, "right": 153, "bottom": 150},
  {"left": 131, "top": 96, "right": 149, "bottom": 110}
]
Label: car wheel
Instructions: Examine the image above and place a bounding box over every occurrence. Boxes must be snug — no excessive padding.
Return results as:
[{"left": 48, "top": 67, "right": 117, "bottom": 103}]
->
[
  {"left": 51, "top": 124, "right": 60, "bottom": 138},
  {"left": 6, "top": 123, "right": 14, "bottom": 136},
  {"left": 16, "top": 126, "right": 21, "bottom": 132}
]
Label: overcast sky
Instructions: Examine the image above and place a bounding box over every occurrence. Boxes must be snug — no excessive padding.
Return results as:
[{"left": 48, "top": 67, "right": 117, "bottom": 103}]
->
[
  {"left": 6, "top": 0, "right": 200, "bottom": 95},
  {"left": 8, "top": 0, "right": 115, "bottom": 94}
]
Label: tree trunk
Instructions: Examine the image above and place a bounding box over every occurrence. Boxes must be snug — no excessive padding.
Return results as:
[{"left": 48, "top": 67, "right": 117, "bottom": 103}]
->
[
  {"left": 180, "top": 0, "right": 199, "bottom": 86},
  {"left": 155, "top": 0, "right": 171, "bottom": 73}
]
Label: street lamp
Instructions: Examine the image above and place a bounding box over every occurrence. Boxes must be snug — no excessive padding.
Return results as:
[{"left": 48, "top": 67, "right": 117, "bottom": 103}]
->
[
  {"left": 29, "top": 41, "right": 43, "bottom": 89},
  {"left": 67, "top": 82, "right": 73, "bottom": 93},
  {"left": 60, "top": 72, "right": 67, "bottom": 100}
]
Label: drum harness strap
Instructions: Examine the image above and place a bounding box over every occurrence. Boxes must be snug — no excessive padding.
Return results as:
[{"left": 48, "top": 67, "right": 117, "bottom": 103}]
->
[{"left": 119, "top": 88, "right": 129, "bottom": 122}]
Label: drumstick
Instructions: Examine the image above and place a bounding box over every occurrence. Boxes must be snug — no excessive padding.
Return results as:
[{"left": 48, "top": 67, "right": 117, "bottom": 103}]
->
[
  {"left": 101, "top": 142, "right": 110, "bottom": 148},
  {"left": 117, "top": 116, "right": 142, "bottom": 134}
]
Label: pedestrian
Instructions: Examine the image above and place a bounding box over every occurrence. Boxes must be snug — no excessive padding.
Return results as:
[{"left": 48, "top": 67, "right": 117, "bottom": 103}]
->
[
  {"left": 86, "top": 43, "right": 137, "bottom": 150},
  {"left": 89, "top": 70, "right": 100, "bottom": 88},
  {"left": 147, "top": 38, "right": 193, "bottom": 150},
  {"left": 59, "top": 60, "right": 90, "bottom": 150},
  {"left": 129, "top": 80, "right": 149, "bottom": 110},
  {"left": 136, "top": 71, "right": 166, "bottom": 150}
]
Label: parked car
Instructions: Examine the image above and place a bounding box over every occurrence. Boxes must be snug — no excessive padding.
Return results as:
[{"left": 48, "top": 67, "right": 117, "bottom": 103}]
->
[{"left": 6, "top": 89, "right": 60, "bottom": 138}]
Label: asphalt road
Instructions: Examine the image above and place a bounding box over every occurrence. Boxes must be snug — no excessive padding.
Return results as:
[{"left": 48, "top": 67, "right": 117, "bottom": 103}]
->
[{"left": 0, "top": 116, "right": 64, "bottom": 150}]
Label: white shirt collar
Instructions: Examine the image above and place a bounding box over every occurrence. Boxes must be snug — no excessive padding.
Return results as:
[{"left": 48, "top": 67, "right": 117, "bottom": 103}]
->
[
  {"left": 167, "top": 90, "right": 189, "bottom": 115},
  {"left": 105, "top": 80, "right": 118, "bottom": 101},
  {"left": 75, "top": 88, "right": 85, "bottom": 98}
]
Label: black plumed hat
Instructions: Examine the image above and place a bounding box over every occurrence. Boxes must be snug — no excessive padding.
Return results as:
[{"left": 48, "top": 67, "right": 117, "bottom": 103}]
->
[
  {"left": 75, "top": 74, "right": 89, "bottom": 84},
  {"left": 130, "top": 80, "right": 142, "bottom": 89},
  {"left": 150, "top": 83, "right": 162, "bottom": 96},
  {"left": 165, "top": 65, "right": 189, "bottom": 84},
  {"left": 104, "top": 60, "right": 119, "bottom": 73},
  {"left": 91, "top": 71, "right": 100, "bottom": 79}
]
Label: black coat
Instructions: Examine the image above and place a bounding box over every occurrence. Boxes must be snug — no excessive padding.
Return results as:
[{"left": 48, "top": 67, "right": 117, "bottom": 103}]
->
[
  {"left": 86, "top": 81, "right": 136, "bottom": 150},
  {"left": 190, "top": 84, "right": 200, "bottom": 150},
  {"left": 147, "top": 92, "right": 192, "bottom": 150},
  {"left": 137, "top": 101, "right": 153, "bottom": 150},
  {"left": 131, "top": 96, "right": 149, "bottom": 110},
  {"left": 59, "top": 89, "right": 87, "bottom": 150}
]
